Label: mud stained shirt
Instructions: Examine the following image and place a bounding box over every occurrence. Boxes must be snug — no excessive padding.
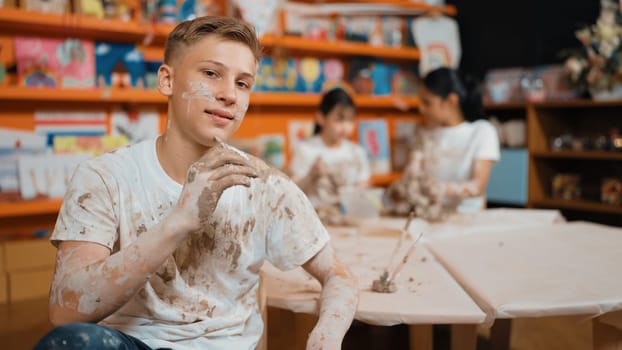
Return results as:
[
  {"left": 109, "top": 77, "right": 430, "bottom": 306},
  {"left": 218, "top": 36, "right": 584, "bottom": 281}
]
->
[
  {"left": 51, "top": 137, "right": 330, "bottom": 350},
  {"left": 289, "top": 135, "right": 371, "bottom": 186}
]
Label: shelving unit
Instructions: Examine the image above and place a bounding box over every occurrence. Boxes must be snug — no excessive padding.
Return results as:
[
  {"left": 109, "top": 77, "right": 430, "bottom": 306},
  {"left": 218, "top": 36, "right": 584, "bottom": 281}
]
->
[
  {"left": 0, "top": 4, "right": 426, "bottom": 222},
  {"left": 527, "top": 100, "right": 622, "bottom": 225}
]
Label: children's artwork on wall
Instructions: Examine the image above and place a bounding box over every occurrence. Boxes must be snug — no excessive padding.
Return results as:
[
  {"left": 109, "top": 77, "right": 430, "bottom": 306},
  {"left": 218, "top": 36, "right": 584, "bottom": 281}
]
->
[
  {"left": 348, "top": 57, "right": 374, "bottom": 94},
  {"left": 95, "top": 42, "right": 146, "bottom": 88},
  {"left": 17, "top": 153, "right": 88, "bottom": 200},
  {"left": 111, "top": 109, "right": 160, "bottom": 144},
  {"left": 391, "top": 67, "right": 419, "bottom": 95},
  {"left": 295, "top": 57, "right": 324, "bottom": 93},
  {"left": 74, "top": 0, "right": 105, "bottom": 18},
  {"left": 254, "top": 57, "right": 297, "bottom": 92},
  {"left": 287, "top": 120, "right": 315, "bottom": 155},
  {"left": 358, "top": 119, "right": 391, "bottom": 175},
  {"left": 53, "top": 135, "right": 129, "bottom": 156},
  {"left": 178, "top": 0, "right": 220, "bottom": 21},
  {"left": 0, "top": 128, "right": 47, "bottom": 200},
  {"left": 144, "top": 60, "right": 162, "bottom": 89},
  {"left": 14, "top": 37, "right": 95, "bottom": 88},
  {"left": 411, "top": 15, "right": 461, "bottom": 76},
  {"left": 257, "top": 134, "right": 285, "bottom": 169},
  {"left": 34, "top": 111, "right": 107, "bottom": 146},
  {"left": 158, "top": 0, "right": 179, "bottom": 23},
  {"left": 321, "top": 59, "right": 345, "bottom": 92},
  {"left": 22, "top": 0, "right": 68, "bottom": 14},
  {"left": 233, "top": 0, "right": 281, "bottom": 36},
  {"left": 0, "top": 35, "right": 14, "bottom": 86}
]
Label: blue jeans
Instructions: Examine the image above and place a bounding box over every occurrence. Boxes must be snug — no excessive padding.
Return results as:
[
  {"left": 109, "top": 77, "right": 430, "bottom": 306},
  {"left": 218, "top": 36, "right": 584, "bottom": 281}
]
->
[{"left": 33, "top": 323, "right": 165, "bottom": 350}]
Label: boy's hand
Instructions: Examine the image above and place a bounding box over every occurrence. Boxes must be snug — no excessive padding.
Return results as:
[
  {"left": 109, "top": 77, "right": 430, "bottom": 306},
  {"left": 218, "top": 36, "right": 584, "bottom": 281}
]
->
[{"left": 174, "top": 142, "right": 258, "bottom": 234}]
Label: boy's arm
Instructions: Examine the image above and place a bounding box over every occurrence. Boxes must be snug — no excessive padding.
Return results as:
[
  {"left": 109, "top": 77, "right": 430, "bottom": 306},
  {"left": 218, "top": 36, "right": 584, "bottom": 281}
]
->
[
  {"left": 49, "top": 143, "right": 258, "bottom": 325},
  {"left": 49, "top": 215, "right": 190, "bottom": 325},
  {"left": 302, "top": 243, "right": 358, "bottom": 350}
]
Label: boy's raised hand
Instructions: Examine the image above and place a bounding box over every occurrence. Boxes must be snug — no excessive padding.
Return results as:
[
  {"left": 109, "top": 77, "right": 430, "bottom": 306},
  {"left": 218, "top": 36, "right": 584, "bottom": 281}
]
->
[{"left": 174, "top": 140, "right": 259, "bottom": 234}]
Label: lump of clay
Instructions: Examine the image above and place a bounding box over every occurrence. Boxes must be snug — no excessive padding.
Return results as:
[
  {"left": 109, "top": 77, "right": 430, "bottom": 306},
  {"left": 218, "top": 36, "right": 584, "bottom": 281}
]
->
[
  {"left": 371, "top": 271, "right": 396, "bottom": 293},
  {"left": 383, "top": 151, "right": 448, "bottom": 222}
]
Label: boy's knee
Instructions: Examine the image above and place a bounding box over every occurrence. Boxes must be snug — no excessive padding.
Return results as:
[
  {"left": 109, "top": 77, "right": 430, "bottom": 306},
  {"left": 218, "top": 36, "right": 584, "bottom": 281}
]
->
[{"left": 33, "top": 323, "right": 124, "bottom": 349}]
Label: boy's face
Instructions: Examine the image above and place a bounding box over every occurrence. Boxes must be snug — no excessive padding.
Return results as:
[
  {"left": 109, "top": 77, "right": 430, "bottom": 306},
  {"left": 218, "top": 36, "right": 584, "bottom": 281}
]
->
[{"left": 160, "top": 35, "right": 257, "bottom": 146}]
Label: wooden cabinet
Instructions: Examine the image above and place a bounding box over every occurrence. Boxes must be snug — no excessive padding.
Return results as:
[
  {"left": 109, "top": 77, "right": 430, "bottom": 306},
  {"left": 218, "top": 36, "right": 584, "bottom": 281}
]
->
[{"left": 527, "top": 100, "right": 622, "bottom": 225}]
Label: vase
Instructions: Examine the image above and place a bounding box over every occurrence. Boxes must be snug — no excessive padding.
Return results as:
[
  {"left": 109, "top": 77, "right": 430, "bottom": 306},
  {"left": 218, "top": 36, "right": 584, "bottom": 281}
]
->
[{"left": 590, "top": 84, "right": 622, "bottom": 101}]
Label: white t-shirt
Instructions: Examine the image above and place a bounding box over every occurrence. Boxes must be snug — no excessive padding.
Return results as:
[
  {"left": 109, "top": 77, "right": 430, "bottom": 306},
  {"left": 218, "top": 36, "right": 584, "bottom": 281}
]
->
[
  {"left": 51, "top": 138, "right": 329, "bottom": 350},
  {"left": 417, "top": 120, "right": 500, "bottom": 212},
  {"left": 289, "top": 136, "right": 371, "bottom": 186}
]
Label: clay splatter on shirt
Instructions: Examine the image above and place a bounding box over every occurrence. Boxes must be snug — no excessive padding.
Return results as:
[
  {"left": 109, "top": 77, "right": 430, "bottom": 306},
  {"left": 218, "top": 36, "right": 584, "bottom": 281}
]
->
[
  {"left": 136, "top": 224, "right": 147, "bottom": 236},
  {"left": 77, "top": 193, "right": 92, "bottom": 210},
  {"left": 224, "top": 241, "right": 242, "bottom": 269}
]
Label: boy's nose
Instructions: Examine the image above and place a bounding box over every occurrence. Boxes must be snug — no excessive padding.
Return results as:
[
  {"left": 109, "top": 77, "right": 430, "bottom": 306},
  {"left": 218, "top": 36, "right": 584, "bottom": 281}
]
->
[{"left": 216, "top": 81, "right": 237, "bottom": 105}]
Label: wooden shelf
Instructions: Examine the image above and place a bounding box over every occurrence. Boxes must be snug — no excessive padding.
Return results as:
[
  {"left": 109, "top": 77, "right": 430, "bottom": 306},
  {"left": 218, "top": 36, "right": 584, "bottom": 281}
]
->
[
  {"left": 0, "top": 86, "right": 166, "bottom": 104},
  {"left": 261, "top": 34, "right": 420, "bottom": 60},
  {"left": 294, "top": 0, "right": 457, "bottom": 16},
  {"left": 0, "top": 199, "right": 62, "bottom": 219},
  {"left": 530, "top": 198, "right": 622, "bottom": 215},
  {"left": 0, "top": 8, "right": 147, "bottom": 42},
  {"left": 532, "top": 150, "right": 622, "bottom": 161},
  {"left": 252, "top": 92, "right": 418, "bottom": 109},
  {"left": 0, "top": 87, "right": 418, "bottom": 109},
  {"left": 370, "top": 172, "right": 402, "bottom": 187}
]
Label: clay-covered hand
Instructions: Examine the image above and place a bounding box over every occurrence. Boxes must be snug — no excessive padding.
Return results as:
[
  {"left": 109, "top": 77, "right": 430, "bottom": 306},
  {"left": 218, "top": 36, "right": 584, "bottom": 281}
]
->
[
  {"left": 308, "top": 158, "right": 329, "bottom": 181},
  {"left": 173, "top": 141, "right": 259, "bottom": 234}
]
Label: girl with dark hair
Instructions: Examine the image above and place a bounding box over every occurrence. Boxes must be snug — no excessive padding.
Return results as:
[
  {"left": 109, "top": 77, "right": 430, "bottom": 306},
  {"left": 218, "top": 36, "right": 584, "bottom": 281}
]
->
[
  {"left": 289, "top": 87, "right": 370, "bottom": 223},
  {"left": 412, "top": 67, "right": 500, "bottom": 213}
]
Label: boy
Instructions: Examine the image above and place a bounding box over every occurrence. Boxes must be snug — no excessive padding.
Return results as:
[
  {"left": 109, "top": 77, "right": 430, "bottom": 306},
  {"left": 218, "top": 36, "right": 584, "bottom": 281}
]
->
[{"left": 35, "top": 16, "right": 358, "bottom": 350}]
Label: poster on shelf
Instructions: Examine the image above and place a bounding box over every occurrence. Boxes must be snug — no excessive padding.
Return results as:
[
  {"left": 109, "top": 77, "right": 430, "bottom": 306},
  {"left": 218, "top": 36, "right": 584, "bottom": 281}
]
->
[
  {"left": 287, "top": 120, "right": 315, "bottom": 155},
  {"left": 257, "top": 134, "right": 285, "bottom": 169},
  {"left": 358, "top": 119, "right": 391, "bottom": 175},
  {"left": 411, "top": 15, "right": 460, "bottom": 76},
  {"left": 111, "top": 109, "right": 160, "bottom": 144},
  {"left": 14, "top": 37, "right": 95, "bottom": 88},
  {"left": 17, "top": 153, "right": 88, "bottom": 200},
  {"left": 0, "top": 128, "right": 48, "bottom": 199},
  {"left": 34, "top": 111, "right": 107, "bottom": 146}
]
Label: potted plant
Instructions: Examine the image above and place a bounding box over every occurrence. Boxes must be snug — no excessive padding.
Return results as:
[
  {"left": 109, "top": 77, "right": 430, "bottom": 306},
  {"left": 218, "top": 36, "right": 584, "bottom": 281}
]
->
[{"left": 563, "top": 0, "right": 622, "bottom": 100}]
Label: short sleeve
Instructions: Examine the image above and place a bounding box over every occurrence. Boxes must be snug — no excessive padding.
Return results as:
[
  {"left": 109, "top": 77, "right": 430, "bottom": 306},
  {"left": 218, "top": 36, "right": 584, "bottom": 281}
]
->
[
  {"left": 288, "top": 140, "right": 317, "bottom": 182},
  {"left": 51, "top": 161, "right": 118, "bottom": 250},
  {"left": 474, "top": 121, "right": 501, "bottom": 161},
  {"left": 262, "top": 175, "right": 330, "bottom": 271}
]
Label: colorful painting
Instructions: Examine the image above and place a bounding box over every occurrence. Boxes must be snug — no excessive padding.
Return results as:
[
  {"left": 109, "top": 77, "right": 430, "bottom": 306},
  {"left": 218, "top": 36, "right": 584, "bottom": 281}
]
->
[{"left": 14, "top": 37, "right": 95, "bottom": 88}]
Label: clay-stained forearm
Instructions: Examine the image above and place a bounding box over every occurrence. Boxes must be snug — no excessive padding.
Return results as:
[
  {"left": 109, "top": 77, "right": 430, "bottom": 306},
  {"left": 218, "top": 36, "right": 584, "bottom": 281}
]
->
[
  {"left": 48, "top": 214, "right": 189, "bottom": 325},
  {"left": 303, "top": 245, "right": 359, "bottom": 350}
]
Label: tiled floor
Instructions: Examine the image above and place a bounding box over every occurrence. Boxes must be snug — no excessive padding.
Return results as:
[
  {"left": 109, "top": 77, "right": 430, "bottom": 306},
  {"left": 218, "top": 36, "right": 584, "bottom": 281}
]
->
[{"left": 1, "top": 298, "right": 592, "bottom": 350}]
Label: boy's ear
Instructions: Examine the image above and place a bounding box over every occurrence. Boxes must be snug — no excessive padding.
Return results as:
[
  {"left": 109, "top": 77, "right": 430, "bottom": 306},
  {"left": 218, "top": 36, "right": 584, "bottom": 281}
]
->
[{"left": 158, "top": 64, "right": 174, "bottom": 96}]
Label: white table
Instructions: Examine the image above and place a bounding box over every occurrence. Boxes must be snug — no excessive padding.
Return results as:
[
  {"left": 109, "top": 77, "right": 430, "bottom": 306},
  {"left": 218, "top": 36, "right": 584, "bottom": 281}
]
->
[
  {"left": 263, "top": 230, "right": 486, "bottom": 350},
  {"left": 425, "top": 221, "right": 622, "bottom": 350}
]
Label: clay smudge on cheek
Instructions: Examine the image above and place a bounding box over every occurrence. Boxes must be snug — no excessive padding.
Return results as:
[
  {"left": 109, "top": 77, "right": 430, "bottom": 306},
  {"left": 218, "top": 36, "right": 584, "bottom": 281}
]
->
[
  {"left": 233, "top": 102, "right": 249, "bottom": 121},
  {"left": 182, "top": 81, "right": 217, "bottom": 114}
]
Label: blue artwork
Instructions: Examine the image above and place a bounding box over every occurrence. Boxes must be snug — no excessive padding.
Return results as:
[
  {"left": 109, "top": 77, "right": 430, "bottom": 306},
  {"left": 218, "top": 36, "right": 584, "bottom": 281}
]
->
[{"left": 95, "top": 42, "right": 146, "bottom": 88}]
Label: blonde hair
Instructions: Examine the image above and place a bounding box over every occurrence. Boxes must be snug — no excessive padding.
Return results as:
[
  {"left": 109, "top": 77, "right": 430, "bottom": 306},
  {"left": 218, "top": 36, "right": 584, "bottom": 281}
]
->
[{"left": 164, "top": 16, "right": 261, "bottom": 64}]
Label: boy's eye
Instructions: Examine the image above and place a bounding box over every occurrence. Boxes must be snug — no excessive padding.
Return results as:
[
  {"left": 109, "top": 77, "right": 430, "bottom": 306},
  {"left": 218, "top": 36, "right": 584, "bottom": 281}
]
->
[
  {"left": 237, "top": 80, "right": 251, "bottom": 89},
  {"left": 203, "top": 70, "right": 217, "bottom": 77}
]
